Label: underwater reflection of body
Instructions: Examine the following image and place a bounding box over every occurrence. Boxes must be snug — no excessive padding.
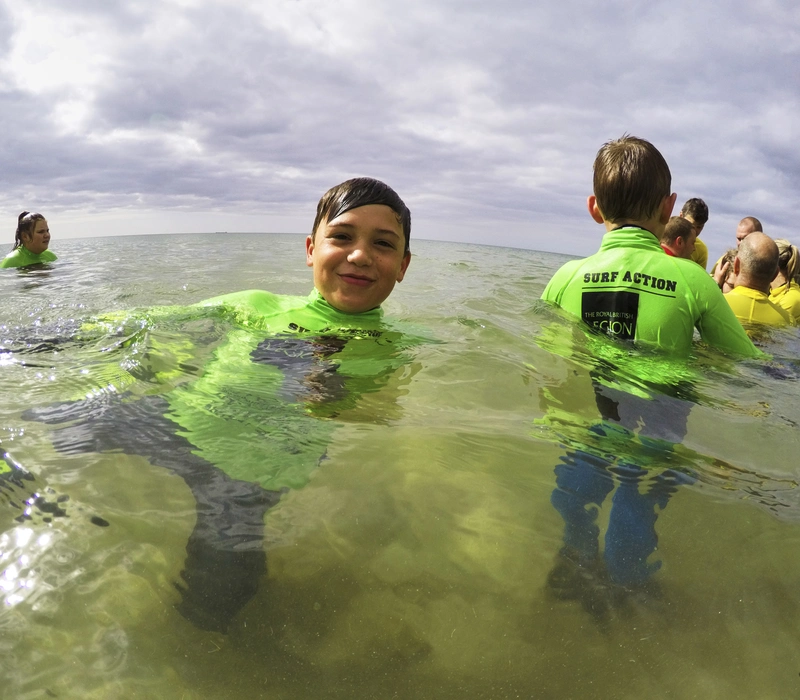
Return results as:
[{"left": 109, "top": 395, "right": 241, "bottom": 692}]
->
[
  {"left": 23, "top": 290, "right": 420, "bottom": 633},
  {"left": 548, "top": 384, "right": 693, "bottom": 614},
  {"left": 536, "top": 327, "right": 700, "bottom": 620}
]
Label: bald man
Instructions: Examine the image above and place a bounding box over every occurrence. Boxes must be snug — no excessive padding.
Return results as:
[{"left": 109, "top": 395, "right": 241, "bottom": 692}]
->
[
  {"left": 725, "top": 232, "right": 791, "bottom": 327},
  {"left": 735, "top": 216, "right": 763, "bottom": 247},
  {"left": 712, "top": 215, "right": 766, "bottom": 286}
]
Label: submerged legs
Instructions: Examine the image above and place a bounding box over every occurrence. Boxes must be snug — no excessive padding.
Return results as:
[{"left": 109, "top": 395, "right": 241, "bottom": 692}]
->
[
  {"left": 551, "top": 450, "right": 614, "bottom": 566},
  {"left": 549, "top": 447, "right": 686, "bottom": 597},
  {"left": 25, "top": 395, "right": 282, "bottom": 633}
]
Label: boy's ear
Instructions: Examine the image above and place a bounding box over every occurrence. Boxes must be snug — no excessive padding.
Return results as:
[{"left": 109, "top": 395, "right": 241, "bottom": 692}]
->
[
  {"left": 660, "top": 193, "right": 678, "bottom": 224},
  {"left": 396, "top": 251, "right": 411, "bottom": 282},
  {"left": 587, "top": 195, "right": 605, "bottom": 224},
  {"left": 305, "top": 235, "right": 315, "bottom": 267}
]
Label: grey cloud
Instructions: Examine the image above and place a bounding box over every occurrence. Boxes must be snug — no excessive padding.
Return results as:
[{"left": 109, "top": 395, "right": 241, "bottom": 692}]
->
[{"left": 0, "top": 0, "right": 797, "bottom": 254}]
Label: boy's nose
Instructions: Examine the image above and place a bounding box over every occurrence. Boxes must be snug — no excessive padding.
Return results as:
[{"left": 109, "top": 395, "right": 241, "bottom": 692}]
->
[{"left": 347, "top": 246, "right": 372, "bottom": 265}]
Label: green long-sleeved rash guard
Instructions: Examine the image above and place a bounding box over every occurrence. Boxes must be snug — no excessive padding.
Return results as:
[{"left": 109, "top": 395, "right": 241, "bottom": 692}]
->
[{"left": 541, "top": 227, "right": 758, "bottom": 357}]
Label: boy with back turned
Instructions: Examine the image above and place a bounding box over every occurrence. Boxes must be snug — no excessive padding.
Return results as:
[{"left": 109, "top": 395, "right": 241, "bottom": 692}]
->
[
  {"left": 537, "top": 137, "right": 758, "bottom": 610},
  {"left": 542, "top": 135, "right": 757, "bottom": 357}
]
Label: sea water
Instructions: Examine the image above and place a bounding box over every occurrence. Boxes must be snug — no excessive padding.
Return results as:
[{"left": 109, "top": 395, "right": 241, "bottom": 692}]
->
[{"left": 1, "top": 233, "right": 800, "bottom": 699}]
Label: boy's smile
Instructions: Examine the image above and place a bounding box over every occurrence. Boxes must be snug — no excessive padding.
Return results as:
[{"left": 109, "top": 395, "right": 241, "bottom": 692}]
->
[{"left": 306, "top": 204, "right": 411, "bottom": 314}]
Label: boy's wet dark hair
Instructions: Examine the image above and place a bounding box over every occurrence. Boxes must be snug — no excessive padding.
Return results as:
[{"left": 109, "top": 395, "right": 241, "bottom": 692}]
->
[
  {"left": 311, "top": 178, "right": 411, "bottom": 253},
  {"left": 680, "top": 198, "right": 709, "bottom": 226},
  {"left": 593, "top": 136, "right": 671, "bottom": 225},
  {"left": 14, "top": 211, "right": 45, "bottom": 250}
]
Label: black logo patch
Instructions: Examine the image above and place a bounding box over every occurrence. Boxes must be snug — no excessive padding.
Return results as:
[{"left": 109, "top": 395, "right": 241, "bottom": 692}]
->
[{"left": 581, "top": 291, "right": 639, "bottom": 340}]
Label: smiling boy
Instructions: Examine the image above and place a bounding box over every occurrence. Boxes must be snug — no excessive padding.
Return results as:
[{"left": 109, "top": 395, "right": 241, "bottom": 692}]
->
[
  {"left": 162, "top": 177, "right": 416, "bottom": 629},
  {"left": 305, "top": 179, "right": 411, "bottom": 314},
  {"left": 30, "top": 177, "right": 419, "bottom": 633},
  {"left": 201, "top": 178, "right": 411, "bottom": 322}
]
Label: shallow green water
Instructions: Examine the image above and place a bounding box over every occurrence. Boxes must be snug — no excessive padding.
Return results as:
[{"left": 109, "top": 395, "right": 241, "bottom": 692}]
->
[{"left": 2, "top": 234, "right": 800, "bottom": 699}]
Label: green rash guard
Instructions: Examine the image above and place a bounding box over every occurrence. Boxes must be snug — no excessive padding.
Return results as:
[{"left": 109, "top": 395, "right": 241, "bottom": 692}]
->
[
  {"left": 197, "top": 287, "right": 384, "bottom": 333},
  {"left": 24, "top": 288, "right": 420, "bottom": 633},
  {"left": 157, "top": 288, "right": 419, "bottom": 491},
  {"left": 541, "top": 227, "right": 758, "bottom": 357},
  {"left": 0, "top": 246, "right": 57, "bottom": 268}
]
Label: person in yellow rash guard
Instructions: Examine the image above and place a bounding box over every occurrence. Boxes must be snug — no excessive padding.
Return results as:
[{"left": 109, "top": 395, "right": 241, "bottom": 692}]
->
[
  {"left": 770, "top": 283, "right": 800, "bottom": 323},
  {"left": 678, "top": 198, "right": 710, "bottom": 270},
  {"left": 724, "top": 233, "right": 792, "bottom": 329},
  {"left": 726, "top": 286, "right": 791, "bottom": 327},
  {"left": 768, "top": 239, "right": 800, "bottom": 323},
  {"left": 23, "top": 178, "right": 422, "bottom": 634},
  {"left": 537, "top": 138, "right": 759, "bottom": 616},
  {"left": 690, "top": 237, "right": 708, "bottom": 269}
]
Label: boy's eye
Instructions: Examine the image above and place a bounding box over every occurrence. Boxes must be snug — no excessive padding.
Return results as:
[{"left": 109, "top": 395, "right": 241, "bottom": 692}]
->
[{"left": 376, "top": 240, "right": 395, "bottom": 249}]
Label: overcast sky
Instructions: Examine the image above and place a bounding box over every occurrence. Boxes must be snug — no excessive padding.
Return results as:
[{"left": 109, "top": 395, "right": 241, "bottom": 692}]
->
[{"left": 0, "top": 0, "right": 797, "bottom": 257}]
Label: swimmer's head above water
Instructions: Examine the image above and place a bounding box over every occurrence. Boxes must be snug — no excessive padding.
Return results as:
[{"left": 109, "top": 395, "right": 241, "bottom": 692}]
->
[
  {"left": 306, "top": 178, "right": 412, "bottom": 315},
  {"left": 588, "top": 135, "right": 677, "bottom": 239},
  {"left": 679, "top": 198, "right": 709, "bottom": 236},
  {"left": 311, "top": 178, "right": 411, "bottom": 254},
  {"left": 14, "top": 212, "right": 50, "bottom": 253},
  {"left": 774, "top": 239, "right": 799, "bottom": 287},
  {"left": 662, "top": 216, "right": 697, "bottom": 259}
]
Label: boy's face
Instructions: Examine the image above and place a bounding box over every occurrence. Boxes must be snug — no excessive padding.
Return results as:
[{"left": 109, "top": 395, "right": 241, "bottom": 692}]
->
[{"left": 306, "top": 204, "right": 411, "bottom": 314}]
